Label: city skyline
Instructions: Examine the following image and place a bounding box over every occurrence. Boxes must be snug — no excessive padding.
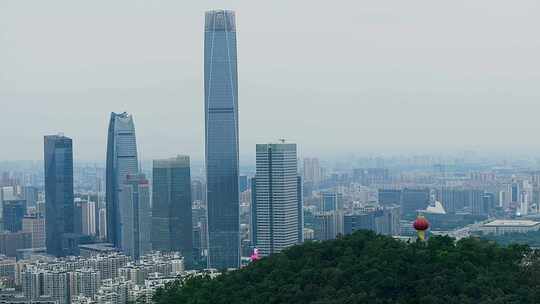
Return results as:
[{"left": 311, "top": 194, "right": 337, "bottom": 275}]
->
[
  {"left": 3, "top": 1, "right": 540, "bottom": 161},
  {"left": 2, "top": 3, "right": 540, "bottom": 303}
]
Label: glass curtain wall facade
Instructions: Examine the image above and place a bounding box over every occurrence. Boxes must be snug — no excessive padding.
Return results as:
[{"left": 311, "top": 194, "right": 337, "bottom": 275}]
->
[
  {"left": 119, "top": 174, "right": 151, "bottom": 260},
  {"left": 152, "top": 156, "right": 193, "bottom": 267},
  {"left": 44, "top": 135, "right": 74, "bottom": 257},
  {"left": 105, "top": 112, "right": 139, "bottom": 248},
  {"left": 204, "top": 9, "right": 240, "bottom": 269}
]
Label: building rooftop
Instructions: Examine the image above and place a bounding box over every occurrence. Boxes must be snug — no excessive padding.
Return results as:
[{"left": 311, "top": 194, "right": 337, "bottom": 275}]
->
[
  {"left": 423, "top": 201, "right": 446, "bottom": 215},
  {"left": 79, "top": 243, "right": 118, "bottom": 252},
  {"left": 483, "top": 219, "right": 540, "bottom": 227}
]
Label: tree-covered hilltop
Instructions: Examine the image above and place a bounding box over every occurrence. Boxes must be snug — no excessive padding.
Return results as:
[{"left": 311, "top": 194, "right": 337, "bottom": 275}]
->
[{"left": 154, "top": 231, "right": 540, "bottom": 304}]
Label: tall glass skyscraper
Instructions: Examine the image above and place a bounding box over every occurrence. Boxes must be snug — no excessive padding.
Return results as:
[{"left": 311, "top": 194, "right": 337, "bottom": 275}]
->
[
  {"left": 152, "top": 156, "right": 193, "bottom": 267},
  {"left": 105, "top": 112, "right": 139, "bottom": 248},
  {"left": 44, "top": 134, "right": 74, "bottom": 257},
  {"left": 119, "top": 173, "right": 151, "bottom": 260},
  {"left": 204, "top": 9, "right": 240, "bottom": 269},
  {"left": 252, "top": 143, "right": 300, "bottom": 257}
]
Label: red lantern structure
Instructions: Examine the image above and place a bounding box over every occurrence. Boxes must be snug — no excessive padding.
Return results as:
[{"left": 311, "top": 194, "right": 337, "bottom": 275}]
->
[{"left": 413, "top": 215, "right": 430, "bottom": 241}]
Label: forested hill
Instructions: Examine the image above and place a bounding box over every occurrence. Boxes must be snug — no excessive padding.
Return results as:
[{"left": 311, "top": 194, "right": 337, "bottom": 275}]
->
[{"left": 154, "top": 231, "right": 540, "bottom": 304}]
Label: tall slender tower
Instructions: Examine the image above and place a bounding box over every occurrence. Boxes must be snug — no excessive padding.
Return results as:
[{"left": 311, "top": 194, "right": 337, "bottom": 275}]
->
[
  {"left": 252, "top": 142, "right": 300, "bottom": 257},
  {"left": 119, "top": 173, "right": 151, "bottom": 260},
  {"left": 204, "top": 9, "right": 240, "bottom": 269},
  {"left": 44, "top": 134, "right": 74, "bottom": 257},
  {"left": 105, "top": 112, "right": 139, "bottom": 248},
  {"left": 152, "top": 156, "right": 193, "bottom": 267}
]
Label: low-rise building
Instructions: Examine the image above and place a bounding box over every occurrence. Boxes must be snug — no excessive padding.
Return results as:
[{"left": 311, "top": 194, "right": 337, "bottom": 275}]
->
[{"left": 477, "top": 219, "right": 540, "bottom": 236}]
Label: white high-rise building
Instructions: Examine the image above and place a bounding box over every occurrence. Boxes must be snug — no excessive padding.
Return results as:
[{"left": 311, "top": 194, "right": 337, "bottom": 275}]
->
[
  {"left": 252, "top": 142, "right": 301, "bottom": 257},
  {"left": 43, "top": 270, "right": 69, "bottom": 304},
  {"left": 22, "top": 268, "right": 44, "bottom": 300},
  {"left": 99, "top": 208, "right": 107, "bottom": 240},
  {"left": 303, "top": 157, "right": 321, "bottom": 186},
  {"left": 74, "top": 268, "right": 101, "bottom": 299},
  {"left": 81, "top": 201, "right": 96, "bottom": 236}
]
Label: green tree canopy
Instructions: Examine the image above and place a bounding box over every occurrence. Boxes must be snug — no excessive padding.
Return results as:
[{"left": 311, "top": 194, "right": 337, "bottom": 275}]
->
[{"left": 154, "top": 231, "right": 540, "bottom": 304}]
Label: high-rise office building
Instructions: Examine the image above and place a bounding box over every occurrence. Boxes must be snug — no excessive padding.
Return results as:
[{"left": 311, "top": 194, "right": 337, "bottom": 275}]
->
[
  {"left": 303, "top": 158, "right": 321, "bottom": 186},
  {"left": 0, "top": 231, "right": 31, "bottom": 256},
  {"left": 152, "top": 156, "right": 193, "bottom": 266},
  {"left": 344, "top": 206, "right": 401, "bottom": 236},
  {"left": 44, "top": 134, "right": 74, "bottom": 257},
  {"left": 401, "top": 188, "right": 430, "bottom": 217},
  {"left": 378, "top": 189, "right": 402, "bottom": 207},
  {"left": 321, "top": 191, "right": 343, "bottom": 212},
  {"left": 74, "top": 198, "right": 84, "bottom": 235},
  {"left": 437, "top": 188, "right": 468, "bottom": 214},
  {"left": 98, "top": 208, "right": 107, "bottom": 240},
  {"left": 313, "top": 212, "right": 342, "bottom": 241},
  {"left": 192, "top": 205, "right": 208, "bottom": 259},
  {"left": 296, "top": 176, "right": 304, "bottom": 244},
  {"left": 204, "top": 9, "right": 240, "bottom": 269},
  {"left": 119, "top": 174, "right": 151, "bottom": 260},
  {"left": 0, "top": 187, "right": 20, "bottom": 224},
  {"left": 252, "top": 143, "right": 300, "bottom": 257},
  {"left": 22, "top": 215, "right": 46, "bottom": 248},
  {"left": 36, "top": 201, "right": 46, "bottom": 217},
  {"left": 239, "top": 175, "right": 248, "bottom": 193},
  {"left": 105, "top": 112, "right": 139, "bottom": 248},
  {"left": 23, "top": 186, "right": 39, "bottom": 208},
  {"left": 81, "top": 200, "right": 96, "bottom": 236},
  {"left": 511, "top": 181, "right": 520, "bottom": 203},
  {"left": 437, "top": 188, "right": 489, "bottom": 215},
  {"left": 2, "top": 200, "right": 25, "bottom": 232},
  {"left": 191, "top": 180, "right": 205, "bottom": 202},
  {"left": 250, "top": 177, "right": 257, "bottom": 246},
  {"left": 376, "top": 206, "right": 401, "bottom": 236},
  {"left": 477, "top": 193, "right": 494, "bottom": 216}
]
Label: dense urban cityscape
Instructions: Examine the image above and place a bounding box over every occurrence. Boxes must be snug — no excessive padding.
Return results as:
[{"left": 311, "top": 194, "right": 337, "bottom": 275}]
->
[{"left": 3, "top": 3, "right": 540, "bottom": 304}]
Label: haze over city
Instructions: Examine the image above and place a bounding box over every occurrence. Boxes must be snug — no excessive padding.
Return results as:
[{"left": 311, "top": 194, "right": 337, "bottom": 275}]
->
[
  {"left": 2, "top": 0, "right": 540, "bottom": 161},
  {"left": 4, "top": 2, "right": 540, "bottom": 304}
]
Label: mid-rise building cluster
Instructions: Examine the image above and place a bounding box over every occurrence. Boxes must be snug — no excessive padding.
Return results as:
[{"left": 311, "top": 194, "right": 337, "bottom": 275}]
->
[{"left": 0, "top": 251, "right": 185, "bottom": 304}]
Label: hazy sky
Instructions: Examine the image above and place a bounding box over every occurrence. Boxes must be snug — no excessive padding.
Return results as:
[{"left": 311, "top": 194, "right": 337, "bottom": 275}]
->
[{"left": 1, "top": 0, "right": 540, "bottom": 162}]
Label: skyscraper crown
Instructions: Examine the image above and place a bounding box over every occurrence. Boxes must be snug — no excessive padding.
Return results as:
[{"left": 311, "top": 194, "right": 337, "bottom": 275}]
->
[{"left": 205, "top": 10, "right": 236, "bottom": 32}]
